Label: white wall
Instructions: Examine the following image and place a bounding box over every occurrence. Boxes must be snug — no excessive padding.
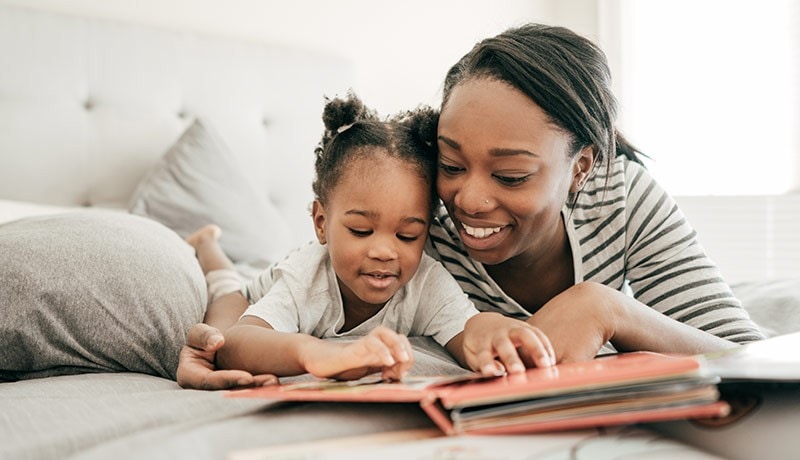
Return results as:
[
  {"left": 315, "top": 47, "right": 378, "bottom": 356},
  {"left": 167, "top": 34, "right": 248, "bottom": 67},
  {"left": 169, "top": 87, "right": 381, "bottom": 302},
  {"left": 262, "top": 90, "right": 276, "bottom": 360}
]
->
[
  {"left": 6, "top": 0, "right": 796, "bottom": 282},
  {"left": 0, "top": 0, "right": 599, "bottom": 115}
]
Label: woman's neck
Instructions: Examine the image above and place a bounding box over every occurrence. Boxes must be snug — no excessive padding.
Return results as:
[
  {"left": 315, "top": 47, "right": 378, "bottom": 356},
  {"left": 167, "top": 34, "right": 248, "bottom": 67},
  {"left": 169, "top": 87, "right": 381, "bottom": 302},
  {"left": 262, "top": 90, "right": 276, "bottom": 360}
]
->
[{"left": 485, "top": 219, "right": 574, "bottom": 314}]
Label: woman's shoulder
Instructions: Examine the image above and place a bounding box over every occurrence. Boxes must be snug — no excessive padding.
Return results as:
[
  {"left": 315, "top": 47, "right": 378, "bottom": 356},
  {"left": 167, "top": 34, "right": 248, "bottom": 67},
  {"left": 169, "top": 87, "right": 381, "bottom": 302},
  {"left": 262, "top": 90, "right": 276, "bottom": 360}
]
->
[
  {"left": 569, "top": 155, "right": 628, "bottom": 223},
  {"left": 572, "top": 155, "right": 664, "bottom": 214}
]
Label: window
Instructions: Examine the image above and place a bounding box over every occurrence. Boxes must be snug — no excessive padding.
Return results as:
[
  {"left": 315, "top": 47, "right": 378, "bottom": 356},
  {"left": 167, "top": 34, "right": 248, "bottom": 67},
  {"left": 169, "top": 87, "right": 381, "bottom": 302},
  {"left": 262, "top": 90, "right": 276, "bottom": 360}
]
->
[{"left": 609, "top": 0, "right": 798, "bottom": 195}]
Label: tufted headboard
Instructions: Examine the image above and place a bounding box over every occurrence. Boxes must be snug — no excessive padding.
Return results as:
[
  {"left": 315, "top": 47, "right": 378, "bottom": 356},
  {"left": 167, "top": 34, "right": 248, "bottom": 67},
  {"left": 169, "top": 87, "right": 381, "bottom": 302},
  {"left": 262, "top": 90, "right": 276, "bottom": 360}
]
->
[{"left": 0, "top": 4, "right": 353, "bottom": 247}]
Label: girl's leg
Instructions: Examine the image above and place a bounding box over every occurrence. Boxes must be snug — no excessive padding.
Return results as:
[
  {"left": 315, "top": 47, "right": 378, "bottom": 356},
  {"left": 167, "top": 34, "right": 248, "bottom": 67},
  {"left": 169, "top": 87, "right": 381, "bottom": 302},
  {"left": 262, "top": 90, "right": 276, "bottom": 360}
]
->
[
  {"left": 186, "top": 225, "right": 244, "bottom": 303},
  {"left": 186, "top": 224, "right": 233, "bottom": 274}
]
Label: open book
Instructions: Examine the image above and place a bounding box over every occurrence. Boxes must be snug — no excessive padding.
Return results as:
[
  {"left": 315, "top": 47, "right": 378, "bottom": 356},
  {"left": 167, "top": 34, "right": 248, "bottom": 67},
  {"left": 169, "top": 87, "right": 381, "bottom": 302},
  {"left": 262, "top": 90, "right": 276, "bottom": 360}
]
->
[
  {"left": 225, "top": 351, "right": 730, "bottom": 435},
  {"left": 699, "top": 331, "right": 800, "bottom": 383}
]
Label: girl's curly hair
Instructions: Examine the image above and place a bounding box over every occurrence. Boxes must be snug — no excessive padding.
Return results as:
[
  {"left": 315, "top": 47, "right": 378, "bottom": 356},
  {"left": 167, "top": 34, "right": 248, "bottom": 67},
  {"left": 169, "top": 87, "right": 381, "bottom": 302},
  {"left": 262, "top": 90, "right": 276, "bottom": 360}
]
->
[{"left": 312, "top": 91, "right": 440, "bottom": 212}]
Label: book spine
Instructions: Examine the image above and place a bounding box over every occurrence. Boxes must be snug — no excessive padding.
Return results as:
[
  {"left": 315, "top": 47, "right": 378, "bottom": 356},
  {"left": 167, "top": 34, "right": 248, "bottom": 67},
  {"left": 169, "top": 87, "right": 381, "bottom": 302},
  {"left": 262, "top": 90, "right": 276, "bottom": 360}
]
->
[{"left": 419, "top": 394, "right": 456, "bottom": 436}]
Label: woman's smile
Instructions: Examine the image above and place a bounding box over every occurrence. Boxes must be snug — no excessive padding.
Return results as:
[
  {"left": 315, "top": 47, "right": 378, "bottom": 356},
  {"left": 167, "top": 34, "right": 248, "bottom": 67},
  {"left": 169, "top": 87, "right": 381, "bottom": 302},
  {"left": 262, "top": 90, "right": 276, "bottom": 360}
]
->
[{"left": 456, "top": 219, "right": 510, "bottom": 251}]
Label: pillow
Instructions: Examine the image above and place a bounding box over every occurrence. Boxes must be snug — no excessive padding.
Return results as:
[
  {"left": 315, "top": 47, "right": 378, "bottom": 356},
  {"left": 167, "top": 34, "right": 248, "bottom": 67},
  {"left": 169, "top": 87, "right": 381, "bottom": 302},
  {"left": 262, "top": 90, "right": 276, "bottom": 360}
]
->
[
  {"left": 0, "top": 199, "right": 84, "bottom": 225},
  {"left": 731, "top": 279, "right": 800, "bottom": 338},
  {"left": 0, "top": 211, "right": 206, "bottom": 381},
  {"left": 129, "top": 119, "right": 293, "bottom": 266}
]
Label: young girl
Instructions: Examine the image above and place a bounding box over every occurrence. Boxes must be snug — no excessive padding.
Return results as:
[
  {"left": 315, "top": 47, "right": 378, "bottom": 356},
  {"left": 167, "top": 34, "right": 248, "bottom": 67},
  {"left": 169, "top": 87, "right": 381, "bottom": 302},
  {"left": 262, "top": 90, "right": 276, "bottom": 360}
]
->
[{"left": 186, "top": 93, "right": 555, "bottom": 382}]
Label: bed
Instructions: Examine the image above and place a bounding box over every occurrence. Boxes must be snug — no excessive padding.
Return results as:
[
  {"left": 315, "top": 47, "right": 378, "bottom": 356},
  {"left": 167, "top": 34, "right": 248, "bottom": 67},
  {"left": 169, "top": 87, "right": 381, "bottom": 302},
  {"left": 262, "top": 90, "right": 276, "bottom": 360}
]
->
[{"left": 2, "top": 4, "right": 799, "bottom": 460}]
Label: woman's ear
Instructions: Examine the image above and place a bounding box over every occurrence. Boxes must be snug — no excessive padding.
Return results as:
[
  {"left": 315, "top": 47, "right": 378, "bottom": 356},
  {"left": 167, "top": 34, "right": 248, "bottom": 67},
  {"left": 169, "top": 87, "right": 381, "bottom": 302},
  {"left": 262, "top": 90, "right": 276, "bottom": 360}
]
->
[
  {"left": 569, "top": 146, "right": 596, "bottom": 193},
  {"left": 311, "top": 200, "right": 327, "bottom": 245}
]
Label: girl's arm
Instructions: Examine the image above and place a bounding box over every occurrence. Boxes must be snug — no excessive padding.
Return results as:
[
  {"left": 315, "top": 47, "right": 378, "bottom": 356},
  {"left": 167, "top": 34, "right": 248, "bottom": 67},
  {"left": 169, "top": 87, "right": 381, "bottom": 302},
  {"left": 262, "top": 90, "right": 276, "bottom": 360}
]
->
[
  {"left": 218, "top": 319, "right": 415, "bottom": 381},
  {"left": 445, "top": 312, "right": 555, "bottom": 375}
]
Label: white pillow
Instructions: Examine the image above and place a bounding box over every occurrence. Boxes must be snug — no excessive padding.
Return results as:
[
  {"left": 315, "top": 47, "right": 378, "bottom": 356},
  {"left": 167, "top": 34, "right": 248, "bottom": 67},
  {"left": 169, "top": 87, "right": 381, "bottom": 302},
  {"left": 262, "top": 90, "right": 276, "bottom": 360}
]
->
[
  {"left": 0, "top": 199, "right": 86, "bottom": 225},
  {"left": 129, "top": 119, "right": 293, "bottom": 266}
]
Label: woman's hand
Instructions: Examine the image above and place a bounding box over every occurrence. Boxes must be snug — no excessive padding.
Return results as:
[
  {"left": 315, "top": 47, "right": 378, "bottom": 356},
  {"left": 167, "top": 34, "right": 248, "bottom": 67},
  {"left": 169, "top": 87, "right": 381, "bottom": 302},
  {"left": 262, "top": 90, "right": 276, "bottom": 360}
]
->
[
  {"left": 456, "top": 312, "right": 556, "bottom": 376},
  {"left": 301, "top": 326, "right": 414, "bottom": 381},
  {"left": 526, "top": 282, "right": 617, "bottom": 364},
  {"left": 176, "top": 323, "right": 277, "bottom": 390},
  {"left": 528, "top": 281, "right": 738, "bottom": 362}
]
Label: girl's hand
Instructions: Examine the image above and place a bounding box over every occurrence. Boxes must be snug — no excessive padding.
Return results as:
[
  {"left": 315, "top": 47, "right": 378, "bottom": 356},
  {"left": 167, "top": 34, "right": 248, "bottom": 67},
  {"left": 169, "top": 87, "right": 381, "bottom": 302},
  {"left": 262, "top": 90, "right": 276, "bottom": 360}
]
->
[
  {"left": 460, "top": 312, "right": 556, "bottom": 376},
  {"left": 301, "top": 326, "right": 414, "bottom": 381}
]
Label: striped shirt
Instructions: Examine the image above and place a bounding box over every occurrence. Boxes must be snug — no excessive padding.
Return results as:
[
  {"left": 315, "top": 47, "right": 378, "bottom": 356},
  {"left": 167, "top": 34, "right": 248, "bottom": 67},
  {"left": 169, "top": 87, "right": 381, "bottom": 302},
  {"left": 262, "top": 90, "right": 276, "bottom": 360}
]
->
[{"left": 425, "top": 155, "right": 764, "bottom": 345}]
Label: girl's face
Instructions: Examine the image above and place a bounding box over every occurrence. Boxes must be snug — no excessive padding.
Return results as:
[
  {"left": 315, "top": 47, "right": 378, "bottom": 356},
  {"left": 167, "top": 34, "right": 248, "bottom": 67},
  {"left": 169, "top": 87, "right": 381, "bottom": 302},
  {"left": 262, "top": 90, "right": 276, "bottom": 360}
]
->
[
  {"left": 312, "top": 152, "right": 431, "bottom": 310},
  {"left": 437, "top": 77, "right": 590, "bottom": 268}
]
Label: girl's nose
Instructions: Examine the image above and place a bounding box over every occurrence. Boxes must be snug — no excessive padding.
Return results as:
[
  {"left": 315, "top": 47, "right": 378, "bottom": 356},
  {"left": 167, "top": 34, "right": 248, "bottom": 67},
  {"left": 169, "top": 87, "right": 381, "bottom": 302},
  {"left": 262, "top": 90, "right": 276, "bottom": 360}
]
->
[{"left": 367, "top": 236, "right": 398, "bottom": 261}]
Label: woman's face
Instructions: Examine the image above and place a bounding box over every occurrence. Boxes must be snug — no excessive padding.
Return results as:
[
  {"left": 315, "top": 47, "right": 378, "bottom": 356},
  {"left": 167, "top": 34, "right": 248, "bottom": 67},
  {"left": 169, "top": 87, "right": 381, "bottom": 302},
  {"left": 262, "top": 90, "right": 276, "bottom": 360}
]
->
[{"left": 437, "top": 77, "right": 583, "bottom": 268}]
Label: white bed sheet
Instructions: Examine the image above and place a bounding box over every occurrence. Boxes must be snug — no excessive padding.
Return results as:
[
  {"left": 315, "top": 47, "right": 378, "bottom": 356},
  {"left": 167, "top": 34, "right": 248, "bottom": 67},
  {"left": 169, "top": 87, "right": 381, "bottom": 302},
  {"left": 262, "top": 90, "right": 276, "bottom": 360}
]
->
[{"left": 0, "top": 199, "right": 105, "bottom": 225}]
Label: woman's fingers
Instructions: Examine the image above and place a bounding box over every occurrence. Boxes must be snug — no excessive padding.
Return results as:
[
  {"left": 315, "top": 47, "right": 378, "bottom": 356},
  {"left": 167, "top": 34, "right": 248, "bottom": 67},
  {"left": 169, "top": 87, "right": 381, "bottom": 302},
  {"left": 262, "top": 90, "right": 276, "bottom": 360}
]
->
[
  {"left": 507, "top": 326, "right": 555, "bottom": 370},
  {"left": 176, "top": 344, "right": 255, "bottom": 390},
  {"left": 492, "top": 333, "right": 527, "bottom": 374},
  {"left": 252, "top": 374, "right": 280, "bottom": 386},
  {"left": 186, "top": 323, "right": 225, "bottom": 351},
  {"left": 469, "top": 325, "right": 556, "bottom": 377}
]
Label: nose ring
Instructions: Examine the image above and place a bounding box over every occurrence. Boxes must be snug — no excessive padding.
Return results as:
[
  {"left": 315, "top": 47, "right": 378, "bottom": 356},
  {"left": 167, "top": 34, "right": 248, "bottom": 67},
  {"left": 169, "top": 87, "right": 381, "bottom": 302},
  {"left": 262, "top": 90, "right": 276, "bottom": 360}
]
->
[{"left": 484, "top": 199, "right": 489, "bottom": 204}]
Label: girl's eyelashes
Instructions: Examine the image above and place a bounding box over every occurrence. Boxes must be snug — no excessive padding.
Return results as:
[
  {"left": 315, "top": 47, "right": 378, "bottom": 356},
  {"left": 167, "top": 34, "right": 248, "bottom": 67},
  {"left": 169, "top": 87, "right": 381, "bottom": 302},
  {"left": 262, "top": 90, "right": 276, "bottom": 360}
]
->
[
  {"left": 348, "top": 228, "right": 372, "bottom": 237},
  {"left": 348, "top": 228, "right": 421, "bottom": 242},
  {"left": 397, "top": 234, "right": 421, "bottom": 242}
]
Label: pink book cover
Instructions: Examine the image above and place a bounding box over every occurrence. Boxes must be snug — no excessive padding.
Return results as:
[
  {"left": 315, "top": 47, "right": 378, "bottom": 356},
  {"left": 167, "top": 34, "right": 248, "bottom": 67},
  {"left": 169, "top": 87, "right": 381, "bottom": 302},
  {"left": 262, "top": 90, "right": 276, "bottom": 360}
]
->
[{"left": 226, "top": 351, "right": 730, "bottom": 435}]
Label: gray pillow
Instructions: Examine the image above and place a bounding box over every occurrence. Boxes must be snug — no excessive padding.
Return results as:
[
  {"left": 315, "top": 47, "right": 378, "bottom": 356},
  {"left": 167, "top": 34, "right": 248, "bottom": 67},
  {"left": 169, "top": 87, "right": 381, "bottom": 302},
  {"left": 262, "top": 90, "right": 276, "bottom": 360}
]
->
[
  {"left": 0, "top": 211, "right": 206, "bottom": 381},
  {"left": 129, "top": 119, "right": 292, "bottom": 266},
  {"left": 731, "top": 279, "right": 800, "bottom": 337}
]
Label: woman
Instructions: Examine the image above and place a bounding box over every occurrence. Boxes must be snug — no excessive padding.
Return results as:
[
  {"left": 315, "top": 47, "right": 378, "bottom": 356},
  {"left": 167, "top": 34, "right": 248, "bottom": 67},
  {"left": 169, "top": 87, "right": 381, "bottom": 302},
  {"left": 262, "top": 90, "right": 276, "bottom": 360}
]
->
[{"left": 177, "top": 23, "right": 763, "bottom": 390}]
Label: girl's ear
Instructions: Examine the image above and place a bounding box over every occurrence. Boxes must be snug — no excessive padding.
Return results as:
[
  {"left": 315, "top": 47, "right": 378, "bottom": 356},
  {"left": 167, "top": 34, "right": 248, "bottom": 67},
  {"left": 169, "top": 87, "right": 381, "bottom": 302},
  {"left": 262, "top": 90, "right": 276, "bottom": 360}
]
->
[
  {"left": 569, "top": 145, "right": 596, "bottom": 193},
  {"left": 311, "top": 200, "right": 328, "bottom": 244}
]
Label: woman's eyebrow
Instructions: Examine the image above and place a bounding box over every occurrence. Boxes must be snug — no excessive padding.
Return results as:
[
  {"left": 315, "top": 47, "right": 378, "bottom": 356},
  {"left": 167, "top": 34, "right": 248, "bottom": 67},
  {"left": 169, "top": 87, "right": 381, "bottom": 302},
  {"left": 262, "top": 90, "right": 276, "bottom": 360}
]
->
[
  {"left": 438, "top": 135, "right": 538, "bottom": 158},
  {"left": 437, "top": 135, "right": 460, "bottom": 150},
  {"left": 488, "top": 148, "right": 539, "bottom": 158}
]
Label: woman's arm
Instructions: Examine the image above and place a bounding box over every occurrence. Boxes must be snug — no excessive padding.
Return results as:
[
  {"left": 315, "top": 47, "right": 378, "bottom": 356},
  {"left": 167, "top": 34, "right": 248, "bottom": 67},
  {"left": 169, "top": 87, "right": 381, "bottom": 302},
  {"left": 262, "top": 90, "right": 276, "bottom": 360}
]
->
[
  {"left": 177, "top": 262, "right": 284, "bottom": 390},
  {"left": 620, "top": 161, "right": 763, "bottom": 344},
  {"left": 176, "top": 291, "right": 269, "bottom": 389},
  {"left": 526, "top": 282, "right": 739, "bottom": 363}
]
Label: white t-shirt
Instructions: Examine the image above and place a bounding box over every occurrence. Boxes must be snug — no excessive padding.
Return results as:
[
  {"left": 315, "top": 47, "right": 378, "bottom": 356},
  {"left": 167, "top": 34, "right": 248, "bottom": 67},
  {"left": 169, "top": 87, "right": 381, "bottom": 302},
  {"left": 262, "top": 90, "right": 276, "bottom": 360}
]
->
[{"left": 241, "top": 242, "right": 479, "bottom": 347}]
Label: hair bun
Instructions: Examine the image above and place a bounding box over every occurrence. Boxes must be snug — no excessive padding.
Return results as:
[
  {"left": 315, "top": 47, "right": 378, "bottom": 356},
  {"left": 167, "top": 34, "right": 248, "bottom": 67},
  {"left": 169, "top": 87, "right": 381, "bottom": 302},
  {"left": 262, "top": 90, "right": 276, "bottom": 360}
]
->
[
  {"left": 322, "top": 91, "right": 376, "bottom": 133},
  {"left": 394, "top": 105, "right": 439, "bottom": 146}
]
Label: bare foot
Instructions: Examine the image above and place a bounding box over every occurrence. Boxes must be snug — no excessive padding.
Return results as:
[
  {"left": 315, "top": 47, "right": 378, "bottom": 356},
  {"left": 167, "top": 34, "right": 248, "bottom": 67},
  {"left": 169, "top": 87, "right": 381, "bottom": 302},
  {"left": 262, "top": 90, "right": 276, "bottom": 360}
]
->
[{"left": 186, "top": 224, "right": 222, "bottom": 250}]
